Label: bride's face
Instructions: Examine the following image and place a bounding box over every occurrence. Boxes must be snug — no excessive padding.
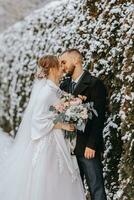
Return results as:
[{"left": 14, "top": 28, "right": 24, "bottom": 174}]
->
[
  {"left": 57, "top": 64, "right": 64, "bottom": 79},
  {"left": 51, "top": 65, "right": 64, "bottom": 80}
]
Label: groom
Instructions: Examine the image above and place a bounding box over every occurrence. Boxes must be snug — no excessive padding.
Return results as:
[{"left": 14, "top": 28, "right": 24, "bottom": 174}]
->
[{"left": 59, "top": 49, "right": 107, "bottom": 200}]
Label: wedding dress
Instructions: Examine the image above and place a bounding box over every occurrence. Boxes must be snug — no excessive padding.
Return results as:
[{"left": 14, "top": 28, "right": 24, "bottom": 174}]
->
[{"left": 0, "top": 78, "right": 86, "bottom": 200}]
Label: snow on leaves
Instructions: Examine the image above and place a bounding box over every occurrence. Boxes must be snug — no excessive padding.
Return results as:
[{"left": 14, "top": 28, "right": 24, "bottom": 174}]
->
[{"left": 0, "top": 0, "right": 133, "bottom": 199}]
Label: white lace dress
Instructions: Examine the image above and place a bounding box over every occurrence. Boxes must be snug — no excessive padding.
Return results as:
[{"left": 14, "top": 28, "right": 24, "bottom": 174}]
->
[{"left": 0, "top": 79, "right": 86, "bottom": 200}]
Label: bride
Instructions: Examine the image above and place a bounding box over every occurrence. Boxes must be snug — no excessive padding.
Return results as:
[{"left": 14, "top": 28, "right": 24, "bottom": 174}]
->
[{"left": 0, "top": 55, "right": 86, "bottom": 200}]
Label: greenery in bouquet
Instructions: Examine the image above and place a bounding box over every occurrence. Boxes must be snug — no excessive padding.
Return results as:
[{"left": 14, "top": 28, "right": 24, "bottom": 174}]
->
[{"left": 49, "top": 92, "right": 98, "bottom": 140}]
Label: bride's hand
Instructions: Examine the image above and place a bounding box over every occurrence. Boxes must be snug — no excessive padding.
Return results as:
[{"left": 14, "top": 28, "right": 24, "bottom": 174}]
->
[
  {"left": 62, "top": 123, "right": 76, "bottom": 132},
  {"left": 54, "top": 123, "right": 75, "bottom": 132}
]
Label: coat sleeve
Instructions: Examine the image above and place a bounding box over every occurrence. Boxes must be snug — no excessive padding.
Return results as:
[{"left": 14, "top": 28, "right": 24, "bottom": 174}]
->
[
  {"left": 86, "top": 80, "right": 107, "bottom": 150},
  {"left": 60, "top": 76, "right": 71, "bottom": 93},
  {"left": 31, "top": 92, "right": 55, "bottom": 141}
]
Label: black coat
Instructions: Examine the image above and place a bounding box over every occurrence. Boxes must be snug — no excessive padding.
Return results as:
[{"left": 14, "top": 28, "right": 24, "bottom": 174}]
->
[{"left": 60, "top": 70, "right": 107, "bottom": 156}]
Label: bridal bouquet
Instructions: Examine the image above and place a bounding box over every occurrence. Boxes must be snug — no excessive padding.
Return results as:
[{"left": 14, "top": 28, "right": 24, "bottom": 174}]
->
[{"left": 49, "top": 92, "right": 98, "bottom": 140}]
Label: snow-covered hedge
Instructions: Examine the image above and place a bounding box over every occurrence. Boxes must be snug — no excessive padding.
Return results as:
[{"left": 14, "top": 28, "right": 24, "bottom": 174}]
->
[{"left": 0, "top": 0, "right": 133, "bottom": 199}]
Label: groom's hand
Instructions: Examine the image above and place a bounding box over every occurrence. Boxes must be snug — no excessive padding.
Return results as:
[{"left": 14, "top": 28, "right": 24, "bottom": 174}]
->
[
  {"left": 78, "top": 95, "right": 87, "bottom": 101},
  {"left": 84, "top": 147, "right": 95, "bottom": 159}
]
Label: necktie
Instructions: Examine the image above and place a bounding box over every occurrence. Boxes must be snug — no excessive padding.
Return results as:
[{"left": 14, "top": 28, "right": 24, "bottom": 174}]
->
[{"left": 71, "top": 81, "right": 76, "bottom": 93}]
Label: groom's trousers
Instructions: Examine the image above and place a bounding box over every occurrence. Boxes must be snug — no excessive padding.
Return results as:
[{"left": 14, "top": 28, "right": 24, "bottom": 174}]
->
[{"left": 76, "top": 154, "right": 107, "bottom": 200}]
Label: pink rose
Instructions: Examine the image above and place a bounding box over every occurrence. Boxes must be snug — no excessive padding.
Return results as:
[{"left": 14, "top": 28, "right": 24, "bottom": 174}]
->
[
  {"left": 70, "top": 98, "right": 82, "bottom": 106},
  {"left": 54, "top": 104, "right": 65, "bottom": 112},
  {"left": 63, "top": 102, "right": 70, "bottom": 107}
]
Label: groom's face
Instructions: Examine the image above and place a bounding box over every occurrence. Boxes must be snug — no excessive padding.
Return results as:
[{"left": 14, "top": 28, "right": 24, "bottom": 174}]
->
[{"left": 59, "top": 53, "right": 75, "bottom": 76}]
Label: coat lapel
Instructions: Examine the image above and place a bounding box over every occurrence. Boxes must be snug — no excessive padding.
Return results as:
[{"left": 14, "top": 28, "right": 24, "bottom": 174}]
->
[{"left": 73, "top": 70, "right": 92, "bottom": 96}]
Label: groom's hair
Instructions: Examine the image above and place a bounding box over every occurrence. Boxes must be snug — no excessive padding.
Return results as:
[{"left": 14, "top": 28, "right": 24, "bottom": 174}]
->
[
  {"left": 61, "top": 48, "right": 82, "bottom": 56},
  {"left": 61, "top": 49, "right": 83, "bottom": 62}
]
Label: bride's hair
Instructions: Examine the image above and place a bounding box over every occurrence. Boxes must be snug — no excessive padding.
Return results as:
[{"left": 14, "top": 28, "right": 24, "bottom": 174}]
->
[{"left": 35, "top": 55, "right": 59, "bottom": 79}]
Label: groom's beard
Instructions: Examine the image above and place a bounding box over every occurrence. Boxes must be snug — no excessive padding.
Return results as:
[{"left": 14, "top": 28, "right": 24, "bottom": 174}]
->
[{"left": 67, "top": 65, "right": 75, "bottom": 77}]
